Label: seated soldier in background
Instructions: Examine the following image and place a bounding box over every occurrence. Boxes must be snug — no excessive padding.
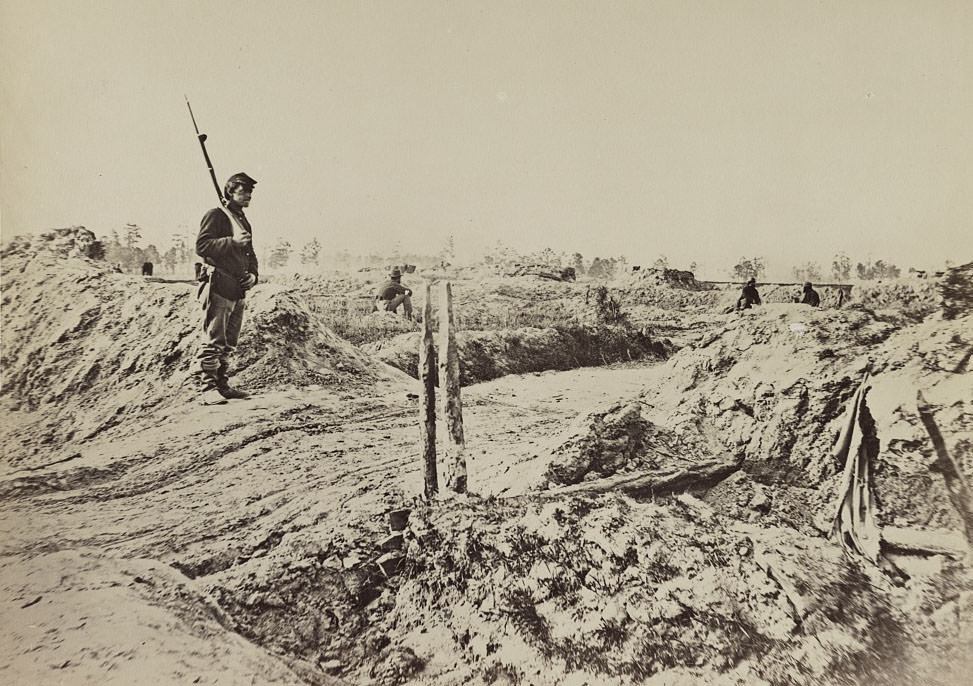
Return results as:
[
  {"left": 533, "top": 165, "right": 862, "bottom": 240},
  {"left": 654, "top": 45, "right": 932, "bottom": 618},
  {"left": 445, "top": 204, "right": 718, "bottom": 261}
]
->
[
  {"left": 737, "top": 277, "right": 761, "bottom": 310},
  {"left": 801, "top": 281, "right": 821, "bottom": 307},
  {"left": 374, "top": 267, "right": 413, "bottom": 319}
]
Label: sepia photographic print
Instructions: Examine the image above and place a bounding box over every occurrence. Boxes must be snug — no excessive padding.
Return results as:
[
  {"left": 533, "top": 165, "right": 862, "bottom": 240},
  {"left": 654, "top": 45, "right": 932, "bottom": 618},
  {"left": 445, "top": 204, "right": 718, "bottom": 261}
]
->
[{"left": 1, "top": 1, "right": 971, "bottom": 684}]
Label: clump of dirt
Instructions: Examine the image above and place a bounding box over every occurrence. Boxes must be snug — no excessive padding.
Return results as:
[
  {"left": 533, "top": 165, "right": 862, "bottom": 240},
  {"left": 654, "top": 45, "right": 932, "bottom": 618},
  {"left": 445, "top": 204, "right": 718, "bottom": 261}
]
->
[
  {"left": 362, "top": 325, "right": 673, "bottom": 385},
  {"left": 537, "top": 401, "right": 718, "bottom": 487},
  {"left": 0, "top": 253, "right": 409, "bottom": 470}
]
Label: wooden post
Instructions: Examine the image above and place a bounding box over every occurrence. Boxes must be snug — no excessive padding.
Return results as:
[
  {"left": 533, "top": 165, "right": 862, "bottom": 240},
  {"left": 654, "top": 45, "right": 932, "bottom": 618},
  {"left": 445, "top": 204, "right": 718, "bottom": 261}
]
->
[
  {"left": 419, "top": 282, "right": 438, "bottom": 499},
  {"left": 439, "top": 281, "right": 467, "bottom": 493}
]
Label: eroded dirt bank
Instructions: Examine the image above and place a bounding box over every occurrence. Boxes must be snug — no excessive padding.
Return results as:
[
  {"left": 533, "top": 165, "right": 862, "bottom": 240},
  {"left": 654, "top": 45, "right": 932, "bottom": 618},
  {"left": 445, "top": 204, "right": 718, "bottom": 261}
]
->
[{"left": 362, "top": 325, "right": 673, "bottom": 385}]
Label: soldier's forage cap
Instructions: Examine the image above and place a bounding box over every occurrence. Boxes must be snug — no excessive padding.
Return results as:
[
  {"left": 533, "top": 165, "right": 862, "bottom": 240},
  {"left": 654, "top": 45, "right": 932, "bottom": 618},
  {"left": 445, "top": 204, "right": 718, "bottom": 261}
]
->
[
  {"left": 804, "top": 281, "right": 813, "bottom": 289},
  {"left": 226, "top": 172, "right": 257, "bottom": 188},
  {"left": 747, "top": 277, "right": 756, "bottom": 285},
  {"left": 390, "top": 267, "right": 402, "bottom": 279},
  {"left": 224, "top": 173, "right": 257, "bottom": 201}
]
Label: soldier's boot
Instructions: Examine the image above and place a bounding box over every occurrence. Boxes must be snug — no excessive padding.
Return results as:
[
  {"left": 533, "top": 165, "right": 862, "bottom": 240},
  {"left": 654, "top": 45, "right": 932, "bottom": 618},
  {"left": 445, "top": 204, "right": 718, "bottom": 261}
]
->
[
  {"left": 199, "top": 370, "right": 227, "bottom": 406},
  {"left": 216, "top": 367, "right": 250, "bottom": 400},
  {"left": 217, "top": 381, "right": 250, "bottom": 400}
]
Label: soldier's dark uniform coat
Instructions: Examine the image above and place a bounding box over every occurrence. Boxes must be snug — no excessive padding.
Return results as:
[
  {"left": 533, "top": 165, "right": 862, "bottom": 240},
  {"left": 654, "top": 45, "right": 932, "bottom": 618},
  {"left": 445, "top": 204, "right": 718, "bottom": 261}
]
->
[
  {"left": 739, "top": 283, "right": 761, "bottom": 309},
  {"left": 801, "top": 285, "right": 821, "bottom": 307},
  {"left": 197, "top": 207, "right": 258, "bottom": 301}
]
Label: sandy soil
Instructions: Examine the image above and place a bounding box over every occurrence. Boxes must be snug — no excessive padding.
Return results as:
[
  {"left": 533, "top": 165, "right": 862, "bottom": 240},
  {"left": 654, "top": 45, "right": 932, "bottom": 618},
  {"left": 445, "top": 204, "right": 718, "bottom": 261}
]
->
[
  {"left": 1, "top": 362, "right": 667, "bottom": 685},
  {"left": 1, "top": 240, "right": 971, "bottom": 686}
]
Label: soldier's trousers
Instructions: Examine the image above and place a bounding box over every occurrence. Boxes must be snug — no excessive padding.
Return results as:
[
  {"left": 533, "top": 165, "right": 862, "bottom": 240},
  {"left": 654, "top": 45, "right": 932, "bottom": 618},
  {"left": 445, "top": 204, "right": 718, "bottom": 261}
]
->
[
  {"left": 374, "top": 293, "right": 413, "bottom": 318},
  {"left": 198, "top": 290, "right": 245, "bottom": 383}
]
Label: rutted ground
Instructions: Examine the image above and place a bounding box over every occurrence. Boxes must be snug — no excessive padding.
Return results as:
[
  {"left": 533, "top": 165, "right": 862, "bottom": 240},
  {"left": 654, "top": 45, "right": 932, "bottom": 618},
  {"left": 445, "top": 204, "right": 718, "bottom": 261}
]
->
[
  {"left": 1, "top": 241, "right": 971, "bottom": 685},
  {"left": 0, "top": 362, "right": 675, "bottom": 685}
]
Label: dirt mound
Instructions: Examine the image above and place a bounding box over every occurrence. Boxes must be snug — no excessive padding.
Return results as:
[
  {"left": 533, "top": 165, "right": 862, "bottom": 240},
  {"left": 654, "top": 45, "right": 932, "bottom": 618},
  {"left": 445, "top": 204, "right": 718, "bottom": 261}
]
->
[
  {"left": 558, "top": 304, "right": 973, "bottom": 533},
  {"left": 380, "top": 493, "right": 952, "bottom": 686},
  {"left": 851, "top": 279, "right": 938, "bottom": 310},
  {"left": 447, "top": 277, "right": 590, "bottom": 330},
  {"left": 1, "top": 226, "right": 101, "bottom": 261},
  {"left": 500, "top": 264, "right": 576, "bottom": 281},
  {"left": 362, "top": 325, "right": 673, "bottom": 385},
  {"left": 232, "top": 288, "right": 409, "bottom": 390},
  {"left": 939, "top": 262, "right": 973, "bottom": 320},
  {"left": 0, "top": 254, "right": 409, "bottom": 470},
  {"left": 536, "top": 401, "right": 724, "bottom": 487},
  {"left": 490, "top": 301, "right": 972, "bottom": 538},
  {"left": 626, "top": 266, "right": 711, "bottom": 290},
  {"left": 849, "top": 279, "right": 941, "bottom": 323},
  {"left": 623, "top": 283, "right": 725, "bottom": 311}
]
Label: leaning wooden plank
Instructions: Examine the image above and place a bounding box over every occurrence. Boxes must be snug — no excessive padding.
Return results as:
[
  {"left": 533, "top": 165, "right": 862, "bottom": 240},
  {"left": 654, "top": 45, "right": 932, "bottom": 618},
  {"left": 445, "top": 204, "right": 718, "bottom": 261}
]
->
[
  {"left": 539, "top": 460, "right": 739, "bottom": 500},
  {"left": 917, "top": 391, "right": 973, "bottom": 547},
  {"left": 881, "top": 526, "right": 970, "bottom": 559}
]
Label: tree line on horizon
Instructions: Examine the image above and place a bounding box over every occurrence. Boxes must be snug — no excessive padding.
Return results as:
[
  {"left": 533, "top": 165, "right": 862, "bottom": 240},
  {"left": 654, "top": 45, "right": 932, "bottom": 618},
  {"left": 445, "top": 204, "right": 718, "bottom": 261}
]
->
[
  {"left": 732, "top": 253, "right": 904, "bottom": 283},
  {"left": 74, "top": 225, "right": 915, "bottom": 283}
]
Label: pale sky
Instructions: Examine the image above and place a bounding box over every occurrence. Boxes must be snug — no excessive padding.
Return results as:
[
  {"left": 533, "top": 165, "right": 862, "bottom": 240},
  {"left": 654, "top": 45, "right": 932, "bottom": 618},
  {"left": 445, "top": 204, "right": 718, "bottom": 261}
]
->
[{"left": 2, "top": 0, "right": 972, "bottom": 277}]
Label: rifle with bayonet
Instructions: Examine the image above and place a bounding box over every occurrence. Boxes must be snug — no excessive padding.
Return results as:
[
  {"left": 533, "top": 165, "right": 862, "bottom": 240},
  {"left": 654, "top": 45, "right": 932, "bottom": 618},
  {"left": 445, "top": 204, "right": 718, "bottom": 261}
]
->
[{"left": 185, "top": 96, "right": 225, "bottom": 207}]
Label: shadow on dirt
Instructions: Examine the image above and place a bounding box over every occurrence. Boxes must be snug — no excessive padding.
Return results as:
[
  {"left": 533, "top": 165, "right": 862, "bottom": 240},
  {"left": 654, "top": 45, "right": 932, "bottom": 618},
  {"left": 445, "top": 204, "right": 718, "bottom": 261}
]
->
[{"left": 363, "top": 324, "right": 675, "bottom": 386}]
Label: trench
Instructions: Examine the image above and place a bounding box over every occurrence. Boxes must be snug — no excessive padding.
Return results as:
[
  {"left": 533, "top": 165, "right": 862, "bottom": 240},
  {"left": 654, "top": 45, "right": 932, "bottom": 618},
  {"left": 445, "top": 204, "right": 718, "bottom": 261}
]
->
[{"left": 362, "top": 324, "right": 676, "bottom": 386}]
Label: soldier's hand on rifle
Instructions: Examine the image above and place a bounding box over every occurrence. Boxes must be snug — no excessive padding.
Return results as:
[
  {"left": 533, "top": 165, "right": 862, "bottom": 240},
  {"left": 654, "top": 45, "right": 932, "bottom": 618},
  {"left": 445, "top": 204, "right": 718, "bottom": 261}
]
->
[{"left": 240, "top": 272, "right": 257, "bottom": 291}]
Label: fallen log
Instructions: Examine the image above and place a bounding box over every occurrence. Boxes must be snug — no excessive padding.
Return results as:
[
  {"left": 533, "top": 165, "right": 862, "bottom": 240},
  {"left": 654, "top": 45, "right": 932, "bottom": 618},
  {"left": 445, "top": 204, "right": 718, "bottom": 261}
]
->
[
  {"left": 881, "top": 526, "right": 970, "bottom": 560},
  {"left": 538, "top": 459, "right": 739, "bottom": 500}
]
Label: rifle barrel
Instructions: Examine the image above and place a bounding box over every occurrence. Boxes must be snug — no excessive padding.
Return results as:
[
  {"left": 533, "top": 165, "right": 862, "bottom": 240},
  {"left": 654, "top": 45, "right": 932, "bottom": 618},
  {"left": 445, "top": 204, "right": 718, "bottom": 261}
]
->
[
  {"left": 185, "top": 98, "right": 225, "bottom": 205},
  {"left": 185, "top": 97, "right": 201, "bottom": 135}
]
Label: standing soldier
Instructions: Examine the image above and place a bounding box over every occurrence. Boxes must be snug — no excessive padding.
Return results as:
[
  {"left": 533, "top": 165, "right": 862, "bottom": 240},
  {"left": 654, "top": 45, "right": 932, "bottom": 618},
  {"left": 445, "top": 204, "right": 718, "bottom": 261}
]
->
[{"left": 196, "top": 172, "right": 259, "bottom": 404}]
